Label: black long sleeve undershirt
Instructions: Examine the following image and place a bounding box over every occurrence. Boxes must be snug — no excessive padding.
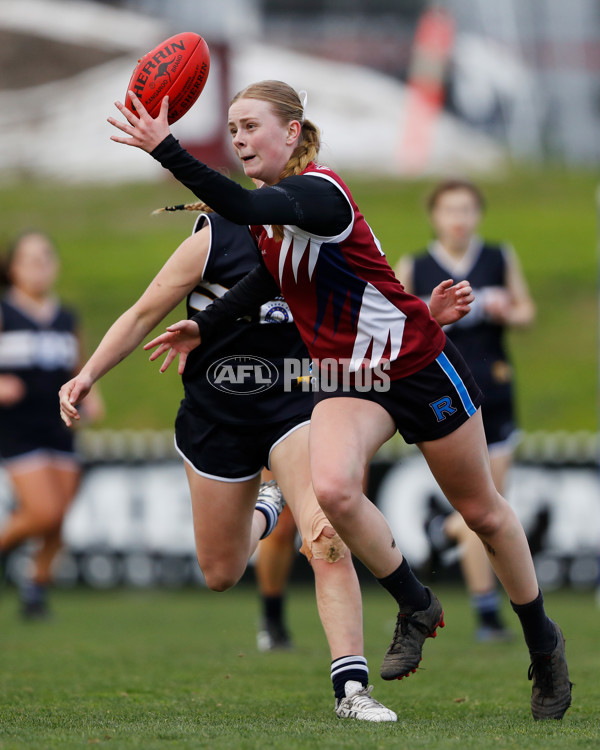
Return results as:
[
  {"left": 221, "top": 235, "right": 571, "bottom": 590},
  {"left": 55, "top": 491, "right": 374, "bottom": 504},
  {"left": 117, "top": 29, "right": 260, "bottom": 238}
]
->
[
  {"left": 190, "top": 263, "right": 280, "bottom": 344},
  {"left": 151, "top": 135, "right": 351, "bottom": 236}
]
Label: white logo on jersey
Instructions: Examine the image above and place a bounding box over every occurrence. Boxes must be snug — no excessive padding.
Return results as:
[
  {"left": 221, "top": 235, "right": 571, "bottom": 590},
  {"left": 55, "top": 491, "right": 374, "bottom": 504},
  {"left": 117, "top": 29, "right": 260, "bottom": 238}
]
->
[
  {"left": 206, "top": 355, "right": 278, "bottom": 395},
  {"left": 261, "top": 300, "right": 292, "bottom": 324},
  {"left": 0, "top": 330, "right": 78, "bottom": 371}
]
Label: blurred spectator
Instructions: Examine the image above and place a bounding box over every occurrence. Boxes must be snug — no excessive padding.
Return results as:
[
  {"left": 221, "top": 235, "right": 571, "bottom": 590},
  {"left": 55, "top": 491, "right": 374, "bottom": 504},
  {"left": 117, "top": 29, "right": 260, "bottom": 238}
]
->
[
  {"left": 397, "top": 178, "right": 535, "bottom": 641},
  {"left": 0, "top": 231, "right": 103, "bottom": 618}
]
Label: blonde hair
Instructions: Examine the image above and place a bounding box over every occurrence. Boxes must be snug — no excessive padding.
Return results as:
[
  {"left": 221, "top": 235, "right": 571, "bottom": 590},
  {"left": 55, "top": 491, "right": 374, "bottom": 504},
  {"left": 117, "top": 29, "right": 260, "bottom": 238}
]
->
[
  {"left": 232, "top": 80, "right": 320, "bottom": 178},
  {"left": 154, "top": 82, "right": 321, "bottom": 241},
  {"left": 232, "top": 80, "right": 320, "bottom": 240}
]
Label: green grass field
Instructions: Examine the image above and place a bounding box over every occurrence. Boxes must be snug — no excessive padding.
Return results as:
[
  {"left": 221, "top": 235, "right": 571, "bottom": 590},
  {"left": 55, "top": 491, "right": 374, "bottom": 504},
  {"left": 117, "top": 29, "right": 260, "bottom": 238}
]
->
[
  {"left": 0, "top": 168, "right": 597, "bottom": 432},
  {"left": 0, "top": 584, "right": 598, "bottom": 749}
]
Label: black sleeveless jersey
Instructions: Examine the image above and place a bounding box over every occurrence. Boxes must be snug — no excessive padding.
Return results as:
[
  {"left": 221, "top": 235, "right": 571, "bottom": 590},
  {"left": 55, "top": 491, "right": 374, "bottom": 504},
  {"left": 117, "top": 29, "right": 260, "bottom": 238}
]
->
[
  {"left": 0, "top": 295, "right": 79, "bottom": 436},
  {"left": 411, "top": 242, "right": 513, "bottom": 401},
  {"left": 181, "top": 214, "right": 312, "bottom": 425}
]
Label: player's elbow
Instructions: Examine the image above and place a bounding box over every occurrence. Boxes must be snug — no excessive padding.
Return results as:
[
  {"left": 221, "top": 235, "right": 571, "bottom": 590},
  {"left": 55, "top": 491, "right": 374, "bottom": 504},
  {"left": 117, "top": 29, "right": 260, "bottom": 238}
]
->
[{"left": 512, "top": 300, "right": 536, "bottom": 328}]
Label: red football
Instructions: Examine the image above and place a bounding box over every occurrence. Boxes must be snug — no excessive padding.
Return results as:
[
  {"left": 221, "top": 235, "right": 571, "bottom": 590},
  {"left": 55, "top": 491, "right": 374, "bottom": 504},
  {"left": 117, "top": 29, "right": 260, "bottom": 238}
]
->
[{"left": 125, "top": 32, "right": 210, "bottom": 124}]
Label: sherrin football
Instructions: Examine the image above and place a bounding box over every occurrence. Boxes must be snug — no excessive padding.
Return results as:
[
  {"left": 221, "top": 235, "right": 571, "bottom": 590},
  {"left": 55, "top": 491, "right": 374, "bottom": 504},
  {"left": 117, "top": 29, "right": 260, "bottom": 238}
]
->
[{"left": 125, "top": 32, "right": 210, "bottom": 124}]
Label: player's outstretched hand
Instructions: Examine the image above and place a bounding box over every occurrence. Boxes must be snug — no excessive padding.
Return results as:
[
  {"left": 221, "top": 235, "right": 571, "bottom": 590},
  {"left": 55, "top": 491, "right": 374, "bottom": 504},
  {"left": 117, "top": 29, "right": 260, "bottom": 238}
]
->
[
  {"left": 429, "top": 279, "right": 474, "bottom": 327},
  {"left": 144, "top": 320, "right": 202, "bottom": 375},
  {"left": 108, "top": 91, "right": 170, "bottom": 152},
  {"left": 59, "top": 374, "right": 94, "bottom": 427}
]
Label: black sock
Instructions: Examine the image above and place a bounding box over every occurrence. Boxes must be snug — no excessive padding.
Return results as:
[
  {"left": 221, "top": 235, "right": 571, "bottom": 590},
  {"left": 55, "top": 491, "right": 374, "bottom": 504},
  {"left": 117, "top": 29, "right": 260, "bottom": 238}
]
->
[
  {"left": 263, "top": 595, "right": 284, "bottom": 625},
  {"left": 330, "top": 655, "right": 368, "bottom": 700},
  {"left": 377, "top": 558, "right": 430, "bottom": 611},
  {"left": 472, "top": 590, "right": 504, "bottom": 629},
  {"left": 511, "top": 590, "right": 557, "bottom": 654},
  {"left": 0, "top": 548, "right": 10, "bottom": 582},
  {"left": 20, "top": 580, "right": 47, "bottom": 606}
]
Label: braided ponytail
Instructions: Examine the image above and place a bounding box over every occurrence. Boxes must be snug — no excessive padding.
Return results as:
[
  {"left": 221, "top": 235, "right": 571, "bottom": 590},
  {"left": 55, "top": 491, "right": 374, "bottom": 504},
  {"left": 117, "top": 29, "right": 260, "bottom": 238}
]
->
[
  {"left": 279, "top": 119, "right": 320, "bottom": 180},
  {"left": 272, "top": 119, "right": 320, "bottom": 240},
  {"left": 152, "top": 200, "right": 213, "bottom": 215}
]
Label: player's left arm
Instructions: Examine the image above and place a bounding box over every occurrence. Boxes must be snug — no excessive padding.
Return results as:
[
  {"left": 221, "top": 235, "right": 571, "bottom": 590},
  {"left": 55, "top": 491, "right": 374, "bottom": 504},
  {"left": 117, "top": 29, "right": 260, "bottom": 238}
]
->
[
  {"left": 72, "top": 327, "right": 105, "bottom": 425},
  {"left": 109, "top": 94, "right": 350, "bottom": 234},
  {"left": 59, "top": 230, "right": 210, "bottom": 426},
  {"left": 484, "top": 245, "right": 536, "bottom": 327}
]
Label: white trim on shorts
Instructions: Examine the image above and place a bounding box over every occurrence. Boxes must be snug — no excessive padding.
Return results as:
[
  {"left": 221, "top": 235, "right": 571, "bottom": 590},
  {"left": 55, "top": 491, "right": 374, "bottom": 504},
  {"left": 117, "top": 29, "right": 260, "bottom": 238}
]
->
[
  {"left": 266, "top": 419, "right": 311, "bottom": 470},
  {"left": 173, "top": 435, "right": 262, "bottom": 484},
  {"left": 487, "top": 429, "right": 520, "bottom": 457},
  {"left": 3, "top": 448, "right": 80, "bottom": 474}
]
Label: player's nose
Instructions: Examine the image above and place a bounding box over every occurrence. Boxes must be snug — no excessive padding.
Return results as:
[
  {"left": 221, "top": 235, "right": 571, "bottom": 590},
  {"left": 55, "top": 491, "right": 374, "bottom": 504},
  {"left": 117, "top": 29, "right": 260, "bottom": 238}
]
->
[{"left": 232, "top": 130, "right": 245, "bottom": 149}]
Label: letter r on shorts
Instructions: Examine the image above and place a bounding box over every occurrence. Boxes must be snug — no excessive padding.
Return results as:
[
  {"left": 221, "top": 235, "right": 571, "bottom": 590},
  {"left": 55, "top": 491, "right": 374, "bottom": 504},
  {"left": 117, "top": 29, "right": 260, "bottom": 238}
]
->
[{"left": 430, "top": 396, "right": 457, "bottom": 422}]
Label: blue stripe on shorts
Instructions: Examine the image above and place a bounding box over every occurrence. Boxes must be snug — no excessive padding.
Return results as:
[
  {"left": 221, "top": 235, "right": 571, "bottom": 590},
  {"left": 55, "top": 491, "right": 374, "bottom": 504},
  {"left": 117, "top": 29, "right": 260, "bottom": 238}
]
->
[{"left": 435, "top": 351, "right": 477, "bottom": 416}]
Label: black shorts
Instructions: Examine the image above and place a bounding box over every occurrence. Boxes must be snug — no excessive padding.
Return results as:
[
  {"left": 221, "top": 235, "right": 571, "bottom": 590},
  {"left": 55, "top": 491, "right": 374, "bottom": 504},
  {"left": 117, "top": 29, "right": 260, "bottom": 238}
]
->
[
  {"left": 480, "top": 395, "right": 518, "bottom": 452},
  {"left": 174, "top": 401, "right": 313, "bottom": 482},
  {"left": 0, "top": 421, "right": 77, "bottom": 463},
  {"left": 313, "top": 339, "right": 483, "bottom": 444}
]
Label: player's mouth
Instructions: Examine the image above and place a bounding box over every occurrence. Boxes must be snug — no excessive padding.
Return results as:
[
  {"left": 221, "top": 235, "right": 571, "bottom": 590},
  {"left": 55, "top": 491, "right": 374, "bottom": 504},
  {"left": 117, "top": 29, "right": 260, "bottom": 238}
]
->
[{"left": 241, "top": 155, "right": 256, "bottom": 163}]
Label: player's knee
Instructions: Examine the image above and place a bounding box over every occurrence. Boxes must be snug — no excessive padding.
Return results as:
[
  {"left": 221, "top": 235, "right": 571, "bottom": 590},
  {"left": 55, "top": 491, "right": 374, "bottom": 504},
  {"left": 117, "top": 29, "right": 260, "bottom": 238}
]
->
[
  {"left": 198, "top": 559, "right": 241, "bottom": 592},
  {"left": 461, "top": 504, "right": 503, "bottom": 538},
  {"left": 203, "top": 571, "right": 238, "bottom": 592},
  {"left": 311, "top": 474, "right": 357, "bottom": 518},
  {"left": 35, "top": 508, "right": 64, "bottom": 536},
  {"left": 309, "top": 525, "right": 347, "bottom": 563}
]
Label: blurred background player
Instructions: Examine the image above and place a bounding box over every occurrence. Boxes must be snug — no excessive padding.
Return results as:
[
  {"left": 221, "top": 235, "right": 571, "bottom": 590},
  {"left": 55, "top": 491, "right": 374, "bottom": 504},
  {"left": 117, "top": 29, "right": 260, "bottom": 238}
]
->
[
  {"left": 254, "top": 469, "right": 296, "bottom": 652},
  {"left": 396, "top": 178, "right": 536, "bottom": 641},
  {"left": 0, "top": 231, "right": 103, "bottom": 618}
]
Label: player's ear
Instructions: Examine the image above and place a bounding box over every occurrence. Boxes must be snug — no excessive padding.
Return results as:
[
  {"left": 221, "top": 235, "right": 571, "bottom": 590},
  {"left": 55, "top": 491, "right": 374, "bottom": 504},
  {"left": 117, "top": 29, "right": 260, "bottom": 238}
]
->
[{"left": 286, "top": 120, "right": 302, "bottom": 145}]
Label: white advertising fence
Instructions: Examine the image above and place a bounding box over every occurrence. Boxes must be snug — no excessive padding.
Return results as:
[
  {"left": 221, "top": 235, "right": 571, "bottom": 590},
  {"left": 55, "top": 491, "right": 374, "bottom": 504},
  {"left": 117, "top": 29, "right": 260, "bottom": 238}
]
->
[
  {"left": 0, "top": 430, "right": 597, "bottom": 589},
  {"left": 378, "top": 433, "right": 599, "bottom": 592}
]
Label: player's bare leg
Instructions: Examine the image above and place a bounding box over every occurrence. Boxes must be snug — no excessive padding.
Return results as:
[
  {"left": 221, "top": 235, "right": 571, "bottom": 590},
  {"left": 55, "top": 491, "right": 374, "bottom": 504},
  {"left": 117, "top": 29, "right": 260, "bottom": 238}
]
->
[
  {"left": 429, "top": 445, "right": 514, "bottom": 642},
  {"left": 309, "top": 398, "right": 400, "bottom": 577},
  {"left": 443, "top": 513, "right": 511, "bottom": 640},
  {"left": 419, "top": 409, "right": 571, "bottom": 718},
  {"left": 444, "top": 512, "right": 495, "bottom": 590},
  {"left": 0, "top": 457, "right": 80, "bottom": 618},
  {"left": 270, "top": 425, "right": 396, "bottom": 721},
  {"left": 271, "top": 428, "right": 363, "bottom": 659},
  {"left": 1, "top": 461, "right": 67, "bottom": 551},
  {"left": 185, "top": 466, "right": 265, "bottom": 591},
  {"left": 309, "top": 397, "right": 443, "bottom": 682},
  {"left": 32, "top": 462, "right": 80, "bottom": 584},
  {"left": 27, "top": 462, "right": 79, "bottom": 618},
  {"left": 418, "top": 410, "right": 537, "bottom": 604}
]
